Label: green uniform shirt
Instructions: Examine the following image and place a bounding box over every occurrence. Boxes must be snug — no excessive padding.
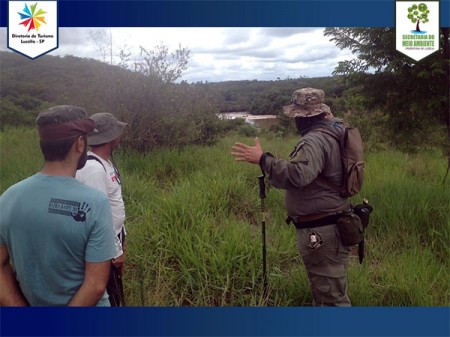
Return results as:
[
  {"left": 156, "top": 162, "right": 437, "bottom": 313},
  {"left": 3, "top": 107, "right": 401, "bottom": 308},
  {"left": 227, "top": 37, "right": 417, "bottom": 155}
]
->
[{"left": 261, "top": 121, "right": 349, "bottom": 218}]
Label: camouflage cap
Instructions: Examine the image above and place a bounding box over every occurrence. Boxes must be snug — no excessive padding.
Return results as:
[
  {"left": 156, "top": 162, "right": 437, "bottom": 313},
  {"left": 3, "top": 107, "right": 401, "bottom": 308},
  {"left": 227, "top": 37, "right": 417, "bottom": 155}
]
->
[
  {"left": 36, "top": 105, "right": 96, "bottom": 142},
  {"left": 87, "top": 112, "right": 127, "bottom": 146},
  {"left": 283, "top": 87, "right": 332, "bottom": 118}
]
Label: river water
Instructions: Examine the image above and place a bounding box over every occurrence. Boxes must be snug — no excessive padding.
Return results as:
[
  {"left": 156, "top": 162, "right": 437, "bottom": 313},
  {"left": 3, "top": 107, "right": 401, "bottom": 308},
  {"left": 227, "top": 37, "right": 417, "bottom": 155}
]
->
[{"left": 217, "top": 112, "right": 278, "bottom": 129}]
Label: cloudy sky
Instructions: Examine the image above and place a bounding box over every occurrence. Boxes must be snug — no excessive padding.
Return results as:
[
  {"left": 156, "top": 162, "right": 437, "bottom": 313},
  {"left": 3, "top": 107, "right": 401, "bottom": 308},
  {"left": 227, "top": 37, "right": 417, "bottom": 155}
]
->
[{"left": 0, "top": 27, "right": 354, "bottom": 83}]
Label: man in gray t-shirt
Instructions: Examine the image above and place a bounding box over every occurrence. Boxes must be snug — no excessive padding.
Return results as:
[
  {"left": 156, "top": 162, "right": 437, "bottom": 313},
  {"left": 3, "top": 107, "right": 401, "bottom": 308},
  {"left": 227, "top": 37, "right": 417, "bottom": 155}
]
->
[{"left": 0, "top": 105, "right": 116, "bottom": 306}]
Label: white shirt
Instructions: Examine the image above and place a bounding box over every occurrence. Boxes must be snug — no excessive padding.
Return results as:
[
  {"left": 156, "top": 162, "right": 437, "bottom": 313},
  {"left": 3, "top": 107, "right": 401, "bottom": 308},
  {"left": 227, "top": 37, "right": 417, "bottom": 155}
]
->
[{"left": 76, "top": 151, "right": 126, "bottom": 258}]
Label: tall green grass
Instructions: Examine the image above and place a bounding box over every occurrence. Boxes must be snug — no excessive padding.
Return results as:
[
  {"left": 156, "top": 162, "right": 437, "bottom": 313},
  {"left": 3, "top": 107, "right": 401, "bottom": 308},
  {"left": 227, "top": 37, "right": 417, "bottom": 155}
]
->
[
  {"left": 1, "top": 127, "right": 448, "bottom": 306},
  {"left": 0, "top": 127, "right": 43, "bottom": 191}
]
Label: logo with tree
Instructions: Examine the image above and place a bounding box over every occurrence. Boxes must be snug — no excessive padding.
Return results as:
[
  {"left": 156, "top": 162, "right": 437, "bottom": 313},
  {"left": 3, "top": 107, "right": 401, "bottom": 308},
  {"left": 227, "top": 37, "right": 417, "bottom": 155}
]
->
[{"left": 407, "top": 3, "right": 430, "bottom": 32}]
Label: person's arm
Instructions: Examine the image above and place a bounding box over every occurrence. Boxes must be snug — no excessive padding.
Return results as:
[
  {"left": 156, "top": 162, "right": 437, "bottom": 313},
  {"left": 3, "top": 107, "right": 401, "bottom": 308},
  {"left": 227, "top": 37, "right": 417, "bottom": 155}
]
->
[
  {"left": 112, "top": 235, "right": 126, "bottom": 275},
  {"left": 79, "top": 163, "right": 125, "bottom": 258},
  {"left": 0, "top": 245, "right": 29, "bottom": 306},
  {"left": 112, "top": 253, "right": 125, "bottom": 275},
  {"left": 67, "top": 260, "right": 111, "bottom": 306},
  {"left": 231, "top": 136, "right": 327, "bottom": 190},
  {"left": 69, "top": 196, "right": 115, "bottom": 306},
  {"left": 262, "top": 137, "right": 326, "bottom": 189}
]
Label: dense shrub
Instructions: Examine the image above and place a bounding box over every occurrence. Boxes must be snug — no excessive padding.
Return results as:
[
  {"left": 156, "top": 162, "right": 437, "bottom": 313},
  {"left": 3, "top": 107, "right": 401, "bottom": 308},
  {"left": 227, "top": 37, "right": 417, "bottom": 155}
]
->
[
  {"left": 0, "top": 96, "right": 48, "bottom": 130},
  {"left": 345, "top": 108, "right": 448, "bottom": 153},
  {"left": 238, "top": 124, "right": 259, "bottom": 137},
  {"left": 116, "top": 81, "right": 223, "bottom": 151}
]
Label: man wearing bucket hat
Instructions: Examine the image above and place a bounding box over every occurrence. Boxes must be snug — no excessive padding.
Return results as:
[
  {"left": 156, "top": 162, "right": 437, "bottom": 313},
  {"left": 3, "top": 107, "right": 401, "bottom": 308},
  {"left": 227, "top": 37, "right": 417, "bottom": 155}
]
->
[
  {"left": 76, "top": 112, "right": 127, "bottom": 306},
  {"left": 0, "top": 105, "right": 116, "bottom": 306},
  {"left": 232, "top": 88, "right": 352, "bottom": 306}
]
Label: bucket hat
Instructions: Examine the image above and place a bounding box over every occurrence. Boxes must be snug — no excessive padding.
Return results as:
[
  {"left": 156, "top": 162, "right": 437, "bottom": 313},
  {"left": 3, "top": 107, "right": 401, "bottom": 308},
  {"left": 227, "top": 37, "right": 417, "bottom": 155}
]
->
[
  {"left": 87, "top": 113, "right": 127, "bottom": 146},
  {"left": 283, "top": 87, "right": 332, "bottom": 118},
  {"left": 36, "top": 105, "right": 96, "bottom": 142}
]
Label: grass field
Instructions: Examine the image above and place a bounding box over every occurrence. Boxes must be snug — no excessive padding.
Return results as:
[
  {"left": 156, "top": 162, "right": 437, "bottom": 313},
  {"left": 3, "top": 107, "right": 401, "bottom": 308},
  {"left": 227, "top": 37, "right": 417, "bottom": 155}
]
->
[{"left": 1, "top": 127, "right": 449, "bottom": 306}]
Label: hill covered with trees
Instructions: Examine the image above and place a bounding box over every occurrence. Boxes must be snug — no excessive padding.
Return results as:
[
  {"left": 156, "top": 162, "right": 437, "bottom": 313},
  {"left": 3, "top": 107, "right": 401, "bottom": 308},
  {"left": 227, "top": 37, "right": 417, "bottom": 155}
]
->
[
  {"left": 1, "top": 26, "right": 449, "bottom": 153},
  {"left": 0, "top": 50, "right": 343, "bottom": 150}
]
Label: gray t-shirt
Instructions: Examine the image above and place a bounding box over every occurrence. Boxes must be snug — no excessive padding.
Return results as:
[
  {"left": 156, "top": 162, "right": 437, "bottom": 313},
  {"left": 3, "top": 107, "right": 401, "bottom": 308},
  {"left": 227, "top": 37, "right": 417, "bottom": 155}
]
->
[{"left": 0, "top": 173, "right": 116, "bottom": 306}]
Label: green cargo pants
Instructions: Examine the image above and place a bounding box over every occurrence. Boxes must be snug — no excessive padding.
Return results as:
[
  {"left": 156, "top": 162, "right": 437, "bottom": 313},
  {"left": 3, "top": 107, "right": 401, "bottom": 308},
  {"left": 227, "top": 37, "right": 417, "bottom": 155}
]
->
[{"left": 296, "top": 224, "right": 352, "bottom": 306}]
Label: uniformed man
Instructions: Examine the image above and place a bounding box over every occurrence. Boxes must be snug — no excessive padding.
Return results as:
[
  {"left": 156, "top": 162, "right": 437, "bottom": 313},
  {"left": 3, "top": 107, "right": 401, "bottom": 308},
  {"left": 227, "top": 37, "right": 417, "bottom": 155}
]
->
[{"left": 231, "top": 87, "right": 352, "bottom": 306}]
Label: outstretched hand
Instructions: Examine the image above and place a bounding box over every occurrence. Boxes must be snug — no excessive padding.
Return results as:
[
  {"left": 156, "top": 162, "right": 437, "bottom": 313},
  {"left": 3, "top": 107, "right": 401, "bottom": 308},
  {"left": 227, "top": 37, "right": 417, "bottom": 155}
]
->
[{"left": 231, "top": 137, "right": 263, "bottom": 164}]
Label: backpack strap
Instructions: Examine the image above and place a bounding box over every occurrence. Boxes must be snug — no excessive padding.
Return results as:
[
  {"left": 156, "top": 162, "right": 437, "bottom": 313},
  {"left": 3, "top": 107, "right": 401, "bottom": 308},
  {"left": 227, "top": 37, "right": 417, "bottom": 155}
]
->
[
  {"left": 87, "top": 155, "right": 106, "bottom": 172},
  {"left": 314, "top": 127, "right": 340, "bottom": 142},
  {"left": 314, "top": 127, "right": 345, "bottom": 195}
]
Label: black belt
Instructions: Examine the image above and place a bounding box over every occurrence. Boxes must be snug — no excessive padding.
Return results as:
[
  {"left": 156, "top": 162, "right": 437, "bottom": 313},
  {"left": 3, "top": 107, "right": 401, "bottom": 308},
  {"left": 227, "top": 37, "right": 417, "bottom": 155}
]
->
[{"left": 287, "top": 214, "right": 341, "bottom": 229}]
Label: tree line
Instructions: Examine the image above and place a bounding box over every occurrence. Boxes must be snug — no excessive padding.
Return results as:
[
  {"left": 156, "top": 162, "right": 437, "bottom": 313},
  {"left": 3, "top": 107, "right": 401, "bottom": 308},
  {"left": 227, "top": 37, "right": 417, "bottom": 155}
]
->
[{"left": 1, "top": 27, "right": 448, "bottom": 153}]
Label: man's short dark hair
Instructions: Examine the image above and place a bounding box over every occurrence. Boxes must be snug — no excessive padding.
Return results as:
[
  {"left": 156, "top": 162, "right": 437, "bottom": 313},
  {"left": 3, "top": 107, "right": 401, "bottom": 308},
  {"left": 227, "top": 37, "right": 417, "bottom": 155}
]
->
[
  {"left": 39, "top": 135, "right": 81, "bottom": 161},
  {"left": 35, "top": 105, "right": 94, "bottom": 162}
]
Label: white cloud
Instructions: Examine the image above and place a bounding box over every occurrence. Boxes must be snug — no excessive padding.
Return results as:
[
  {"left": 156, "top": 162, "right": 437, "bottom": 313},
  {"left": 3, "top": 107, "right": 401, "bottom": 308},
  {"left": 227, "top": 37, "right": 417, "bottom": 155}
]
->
[{"left": 0, "top": 27, "right": 354, "bottom": 83}]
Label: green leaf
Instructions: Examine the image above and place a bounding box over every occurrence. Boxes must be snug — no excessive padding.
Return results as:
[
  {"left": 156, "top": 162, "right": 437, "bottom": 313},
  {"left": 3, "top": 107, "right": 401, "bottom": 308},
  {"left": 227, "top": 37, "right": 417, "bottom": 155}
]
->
[{"left": 418, "top": 3, "right": 427, "bottom": 12}]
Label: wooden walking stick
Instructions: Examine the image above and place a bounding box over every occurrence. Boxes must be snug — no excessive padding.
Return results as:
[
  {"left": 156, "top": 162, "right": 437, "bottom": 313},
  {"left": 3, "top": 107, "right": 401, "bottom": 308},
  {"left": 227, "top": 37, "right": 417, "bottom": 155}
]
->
[{"left": 258, "top": 172, "right": 268, "bottom": 298}]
